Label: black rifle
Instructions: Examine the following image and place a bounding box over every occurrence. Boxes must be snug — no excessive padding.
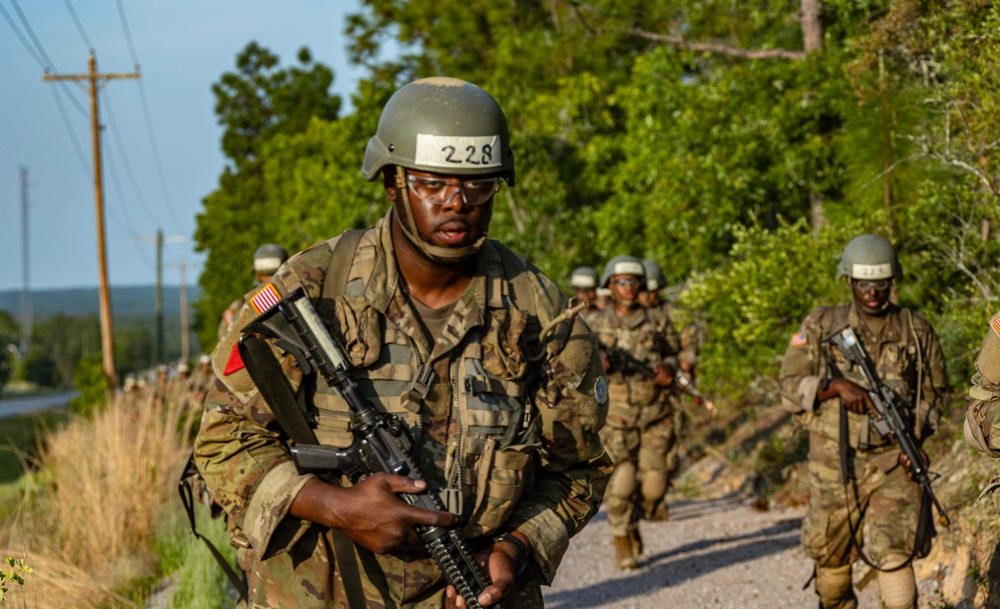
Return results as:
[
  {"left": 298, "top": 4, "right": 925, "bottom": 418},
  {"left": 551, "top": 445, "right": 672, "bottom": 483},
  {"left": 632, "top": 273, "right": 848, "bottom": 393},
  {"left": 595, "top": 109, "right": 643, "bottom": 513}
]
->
[
  {"left": 823, "top": 326, "right": 949, "bottom": 528},
  {"left": 599, "top": 343, "right": 715, "bottom": 411},
  {"left": 243, "top": 288, "right": 498, "bottom": 609}
]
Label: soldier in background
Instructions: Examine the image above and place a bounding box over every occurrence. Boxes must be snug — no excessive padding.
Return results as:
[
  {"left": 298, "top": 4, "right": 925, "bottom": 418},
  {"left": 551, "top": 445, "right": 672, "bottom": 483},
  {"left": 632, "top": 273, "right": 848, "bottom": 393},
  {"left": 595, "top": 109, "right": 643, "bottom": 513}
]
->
[
  {"left": 218, "top": 244, "right": 289, "bottom": 340},
  {"left": 781, "top": 235, "right": 948, "bottom": 609},
  {"left": 594, "top": 287, "right": 612, "bottom": 311},
  {"left": 589, "top": 255, "right": 681, "bottom": 570},
  {"left": 569, "top": 265, "right": 601, "bottom": 322},
  {"left": 639, "top": 259, "right": 702, "bottom": 483},
  {"left": 964, "top": 315, "right": 1000, "bottom": 511}
]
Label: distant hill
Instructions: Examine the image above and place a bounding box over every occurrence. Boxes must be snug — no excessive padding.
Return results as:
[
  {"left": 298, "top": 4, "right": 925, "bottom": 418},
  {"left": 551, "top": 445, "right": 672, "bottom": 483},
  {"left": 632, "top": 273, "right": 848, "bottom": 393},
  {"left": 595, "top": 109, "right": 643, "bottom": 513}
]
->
[{"left": 0, "top": 285, "right": 202, "bottom": 319}]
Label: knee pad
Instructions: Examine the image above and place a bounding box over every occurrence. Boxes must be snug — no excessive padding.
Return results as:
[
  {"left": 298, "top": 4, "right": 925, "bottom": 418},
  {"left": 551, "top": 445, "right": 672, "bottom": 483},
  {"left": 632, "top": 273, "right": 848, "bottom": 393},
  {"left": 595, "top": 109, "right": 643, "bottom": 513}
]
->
[
  {"left": 815, "top": 564, "right": 856, "bottom": 609},
  {"left": 639, "top": 470, "right": 668, "bottom": 502},
  {"left": 608, "top": 461, "right": 638, "bottom": 498},
  {"left": 876, "top": 558, "right": 916, "bottom": 609}
]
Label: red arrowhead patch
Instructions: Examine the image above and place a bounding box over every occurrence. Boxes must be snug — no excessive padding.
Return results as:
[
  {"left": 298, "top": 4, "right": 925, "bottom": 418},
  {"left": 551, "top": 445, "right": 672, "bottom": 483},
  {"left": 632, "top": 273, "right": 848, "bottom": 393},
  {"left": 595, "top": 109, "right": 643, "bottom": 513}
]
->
[{"left": 224, "top": 343, "right": 245, "bottom": 376}]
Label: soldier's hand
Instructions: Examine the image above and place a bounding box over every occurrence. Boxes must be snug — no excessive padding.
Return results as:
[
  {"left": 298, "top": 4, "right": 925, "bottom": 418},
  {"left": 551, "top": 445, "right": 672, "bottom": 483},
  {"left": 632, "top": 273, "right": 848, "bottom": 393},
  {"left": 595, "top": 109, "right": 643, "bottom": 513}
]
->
[
  {"left": 600, "top": 353, "right": 611, "bottom": 372},
  {"left": 899, "top": 449, "right": 930, "bottom": 481},
  {"left": 828, "top": 377, "right": 878, "bottom": 416},
  {"left": 290, "top": 474, "right": 458, "bottom": 555},
  {"left": 653, "top": 363, "right": 674, "bottom": 387},
  {"left": 446, "top": 533, "right": 527, "bottom": 608}
]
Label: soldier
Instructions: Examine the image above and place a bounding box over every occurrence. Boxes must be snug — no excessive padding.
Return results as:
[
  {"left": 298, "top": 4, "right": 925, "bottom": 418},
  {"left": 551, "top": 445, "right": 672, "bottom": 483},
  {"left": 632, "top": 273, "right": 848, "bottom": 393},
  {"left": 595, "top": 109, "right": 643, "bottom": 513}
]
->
[
  {"left": 569, "top": 265, "right": 601, "bottom": 322},
  {"left": 588, "top": 255, "right": 681, "bottom": 570},
  {"left": 963, "top": 315, "right": 1000, "bottom": 507},
  {"left": 594, "top": 287, "right": 612, "bottom": 311},
  {"left": 780, "top": 235, "right": 948, "bottom": 609},
  {"left": 194, "top": 77, "right": 611, "bottom": 608},
  {"left": 218, "top": 244, "right": 289, "bottom": 340},
  {"left": 638, "top": 259, "right": 701, "bottom": 484}
]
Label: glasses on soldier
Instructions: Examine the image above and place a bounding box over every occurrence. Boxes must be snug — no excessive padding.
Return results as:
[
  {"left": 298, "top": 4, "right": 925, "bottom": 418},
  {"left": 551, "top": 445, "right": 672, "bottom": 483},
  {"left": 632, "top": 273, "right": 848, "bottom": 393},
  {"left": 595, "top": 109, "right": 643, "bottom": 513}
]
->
[
  {"left": 405, "top": 174, "right": 500, "bottom": 207},
  {"left": 853, "top": 279, "right": 891, "bottom": 292},
  {"left": 613, "top": 278, "right": 642, "bottom": 288}
]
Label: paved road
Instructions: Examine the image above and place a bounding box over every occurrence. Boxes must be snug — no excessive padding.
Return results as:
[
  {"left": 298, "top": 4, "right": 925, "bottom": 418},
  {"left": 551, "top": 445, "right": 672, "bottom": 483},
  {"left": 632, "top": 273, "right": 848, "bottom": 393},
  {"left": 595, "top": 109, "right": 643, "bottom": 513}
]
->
[{"left": 0, "top": 391, "right": 78, "bottom": 419}]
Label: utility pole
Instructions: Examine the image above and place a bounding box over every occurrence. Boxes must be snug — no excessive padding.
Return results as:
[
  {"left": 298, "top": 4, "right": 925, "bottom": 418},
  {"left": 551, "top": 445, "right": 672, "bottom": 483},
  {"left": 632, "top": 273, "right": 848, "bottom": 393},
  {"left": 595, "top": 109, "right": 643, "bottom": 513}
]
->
[
  {"left": 19, "top": 166, "right": 31, "bottom": 357},
  {"left": 44, "top": 51, "right": 139, "bottom": 386},
  {"left": 138, "top": 229, "right": 184, "bottom": 363},
  {"left": 167, "top": 260, "right": 191, "bottom": 364}
]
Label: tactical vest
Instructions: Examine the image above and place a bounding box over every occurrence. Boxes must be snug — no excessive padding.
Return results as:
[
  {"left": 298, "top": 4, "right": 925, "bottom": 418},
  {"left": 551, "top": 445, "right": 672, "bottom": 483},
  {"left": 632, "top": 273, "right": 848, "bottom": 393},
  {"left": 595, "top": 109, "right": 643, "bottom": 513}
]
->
[
  {"left": 308, "top": 230, "right": 547, "bottom": 538},
  {"left": 806, "top": 304, "right": 927, "bottom": 450}
]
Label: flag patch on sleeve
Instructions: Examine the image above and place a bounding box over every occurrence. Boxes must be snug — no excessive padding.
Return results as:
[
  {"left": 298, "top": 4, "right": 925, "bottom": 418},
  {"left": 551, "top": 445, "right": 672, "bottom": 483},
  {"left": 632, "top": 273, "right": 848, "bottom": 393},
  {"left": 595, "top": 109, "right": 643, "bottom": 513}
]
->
[
  {"left": 992, "top": 316, "right": 1000, "bottom": 337},
  {"left": 790, "top": 331, "right": 807, "bottom": 347},
  {"left": 249, "top": 283, "right": 281, "bottom": 315}
]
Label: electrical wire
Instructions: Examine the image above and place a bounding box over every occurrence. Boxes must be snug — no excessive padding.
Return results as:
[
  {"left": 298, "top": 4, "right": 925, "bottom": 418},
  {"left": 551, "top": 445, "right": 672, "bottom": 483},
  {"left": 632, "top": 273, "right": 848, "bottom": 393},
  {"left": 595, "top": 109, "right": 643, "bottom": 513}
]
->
[
  {"left": 62, "top": 0, "right": 93, "bottom": 50},
  {"left": 115, "top": 0, "right": 184, "bottom": 235},
  {"left": 7, "top": 0, "right": 88, "bottom": 117},
  {"left": 102, "top": 88, "right": 161, "bottom": 228},
  {"left": 104, "top": 131, "right": 154, "bottom": 270}
]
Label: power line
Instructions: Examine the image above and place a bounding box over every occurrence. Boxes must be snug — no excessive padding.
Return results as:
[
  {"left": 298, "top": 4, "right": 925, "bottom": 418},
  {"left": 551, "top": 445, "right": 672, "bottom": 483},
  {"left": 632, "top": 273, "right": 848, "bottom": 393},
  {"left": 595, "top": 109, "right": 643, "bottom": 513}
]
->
[
  {"left": 103, "top": 132, "right": 155, "bottom": 270},
  {"left": 0, "top": 2, "right": 43, "bottom": 67},
  {"left": 48, "top": 84, "right": 91, "bottom": 176},
  {"left": 114, "top": 0, "right": 184, "bottom": 234},
  {"left": 62, "top": 0, "right": 94, "bottom": 50},
  {"left": 102, "top": 88, "right": 162, "bottom": 227},
  {"left": 7, "top": 0, "right": 88, "bottom": 117}
]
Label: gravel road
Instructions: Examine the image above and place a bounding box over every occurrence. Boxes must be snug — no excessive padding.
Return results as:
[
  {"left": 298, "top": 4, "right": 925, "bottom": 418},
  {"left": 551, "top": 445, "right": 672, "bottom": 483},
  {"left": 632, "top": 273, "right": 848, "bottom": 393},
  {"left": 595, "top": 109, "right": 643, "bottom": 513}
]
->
[{"left": 543, "top": 494, "right": 947, "bottom": 609}]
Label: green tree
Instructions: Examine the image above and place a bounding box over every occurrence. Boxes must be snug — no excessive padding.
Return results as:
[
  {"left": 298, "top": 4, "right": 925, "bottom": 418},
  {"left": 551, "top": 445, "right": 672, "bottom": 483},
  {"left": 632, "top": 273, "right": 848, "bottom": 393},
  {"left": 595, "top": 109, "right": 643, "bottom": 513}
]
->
[
  {"left": 0, "top": 310, "right": 17, "bottom": 393},
  {"left": 195, "top": 43, "right": 343, "bottom": 348}
]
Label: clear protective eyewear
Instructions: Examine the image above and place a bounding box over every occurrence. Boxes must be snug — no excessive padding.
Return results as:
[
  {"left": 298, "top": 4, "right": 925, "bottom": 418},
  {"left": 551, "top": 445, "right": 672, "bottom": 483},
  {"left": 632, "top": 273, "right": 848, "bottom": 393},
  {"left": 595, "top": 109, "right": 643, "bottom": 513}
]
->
[
  {"left": 853, "top": 279, "right": 891, "bottom": 292},
  {"left": 405, "top": 174, "right": 500, "bottom": 207},
  {"left": 613, "top": 277, "right": 643, "bottom": 288}
]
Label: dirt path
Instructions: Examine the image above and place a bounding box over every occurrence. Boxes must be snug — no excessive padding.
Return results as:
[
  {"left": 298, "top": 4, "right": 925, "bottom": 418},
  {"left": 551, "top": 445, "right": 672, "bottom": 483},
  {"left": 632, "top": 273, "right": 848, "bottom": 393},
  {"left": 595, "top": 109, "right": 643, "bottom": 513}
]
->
[{"left": 543, "top": 494, "right": 948, "bottom": 608}]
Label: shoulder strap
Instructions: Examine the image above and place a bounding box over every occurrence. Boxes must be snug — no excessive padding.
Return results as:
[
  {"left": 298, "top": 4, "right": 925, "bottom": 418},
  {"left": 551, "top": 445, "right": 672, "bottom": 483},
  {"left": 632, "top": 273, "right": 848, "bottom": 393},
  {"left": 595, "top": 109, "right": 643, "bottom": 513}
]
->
[{"left": 322, "top": 229, "right": 367, "bottom": 302}]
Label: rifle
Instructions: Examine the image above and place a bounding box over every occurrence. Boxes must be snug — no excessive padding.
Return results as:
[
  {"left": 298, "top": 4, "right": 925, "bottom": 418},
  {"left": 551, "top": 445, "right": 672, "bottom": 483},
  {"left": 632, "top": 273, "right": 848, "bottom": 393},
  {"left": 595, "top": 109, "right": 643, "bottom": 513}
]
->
[
  {"left": 242, "top": 287, "right": 499, "bottom": 609},
  {"left": 823, "top": 325, "right": 949, "bottom": 528},
  {"left": 599, "top": 343, "right": 715, "bottom": 412}
]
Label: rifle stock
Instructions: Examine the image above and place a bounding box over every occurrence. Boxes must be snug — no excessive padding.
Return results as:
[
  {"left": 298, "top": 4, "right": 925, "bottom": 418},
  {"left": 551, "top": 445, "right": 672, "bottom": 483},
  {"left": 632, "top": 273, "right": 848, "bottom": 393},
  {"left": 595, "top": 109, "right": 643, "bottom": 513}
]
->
[
  {"left": 823, "top": 325, "right": 949, "bottom": 527},
  {"left": 243, "top": 288, "right": 499, "bottom": 609}
]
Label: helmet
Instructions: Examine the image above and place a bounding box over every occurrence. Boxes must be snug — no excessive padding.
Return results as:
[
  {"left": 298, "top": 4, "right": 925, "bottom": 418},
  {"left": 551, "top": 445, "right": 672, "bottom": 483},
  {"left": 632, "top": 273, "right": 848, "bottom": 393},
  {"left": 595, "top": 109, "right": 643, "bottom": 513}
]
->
[
  {"left": 601, "top": 255, "right": 646, "bottom": 287},
  {"left": 361, "top": 77, "right": 515, "bottom": 186},
  {"left": 642, "top": 259, "right": 666, "bottom": 292},
  {"left": 837, "top": 235, "right": 901, "bottom": 280},
  {"left": 570, "top": 266, "right": 599, "bottom": 289},
  {"left": 253, "top": 244, "right": 288, "bottom": 274}
]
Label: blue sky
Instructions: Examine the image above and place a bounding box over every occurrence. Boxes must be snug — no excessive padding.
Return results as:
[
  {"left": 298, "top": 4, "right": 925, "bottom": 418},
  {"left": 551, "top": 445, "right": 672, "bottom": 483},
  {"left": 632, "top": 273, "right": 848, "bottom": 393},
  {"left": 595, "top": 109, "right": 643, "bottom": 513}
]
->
[{"left": 0, "top": 0, "right": 374, "bottom": 292}]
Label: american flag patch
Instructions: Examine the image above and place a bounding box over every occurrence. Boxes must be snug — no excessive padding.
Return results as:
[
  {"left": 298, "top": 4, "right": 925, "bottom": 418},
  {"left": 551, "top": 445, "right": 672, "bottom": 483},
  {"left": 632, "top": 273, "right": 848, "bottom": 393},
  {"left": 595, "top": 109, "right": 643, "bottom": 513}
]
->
[
  {"left": 993, "top": 316, "right": 1000, "bottom": 337},
  {"left": 249, "top": 283, "right": 281, "bottom": 315},
  {"left": 790, "top": 331, "right": 807, "bottom": 347}
]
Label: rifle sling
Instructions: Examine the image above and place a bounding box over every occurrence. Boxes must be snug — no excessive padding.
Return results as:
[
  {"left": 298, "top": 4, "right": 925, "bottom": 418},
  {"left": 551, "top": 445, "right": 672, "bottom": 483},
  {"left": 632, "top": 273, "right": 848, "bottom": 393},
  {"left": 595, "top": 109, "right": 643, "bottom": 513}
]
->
[
  {"left": 240, "top": 228, "right": 377, "bottom": 609},
  {"left": 177, "top": 457, "right": 249, "bottom": 602}
]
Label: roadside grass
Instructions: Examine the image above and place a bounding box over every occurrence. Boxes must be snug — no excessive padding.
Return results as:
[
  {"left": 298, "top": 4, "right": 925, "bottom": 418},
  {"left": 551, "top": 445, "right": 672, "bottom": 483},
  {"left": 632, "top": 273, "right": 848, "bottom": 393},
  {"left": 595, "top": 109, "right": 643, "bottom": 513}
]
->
[
  {"left": 154, "top": 502, "right": 237, "bottom": 609},
  {"left": 0, "top": 409, "right": 72, "bottom": 485},
  {"left": 0, "top": 382, "right": 228, "bottom": 608}
]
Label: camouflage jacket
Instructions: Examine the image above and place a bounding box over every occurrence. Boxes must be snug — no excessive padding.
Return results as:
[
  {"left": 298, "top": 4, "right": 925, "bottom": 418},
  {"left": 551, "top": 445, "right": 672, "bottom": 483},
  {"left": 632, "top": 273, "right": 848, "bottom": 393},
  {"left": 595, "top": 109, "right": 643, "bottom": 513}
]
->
[
  {"left": 194, "top": 212, "right": 611, "bottom": 606},
  {"left": 964, "top": 312, "right": 1000, "bottom": 458},
  {"left": 780, "top": 302, "right": 948, "bottom": 452},
  {"left": 587, "top": 305, "right": 681, "bottom": 425},
  {"left": 646, "top": 301, "right": 700, "bottom": 369}
]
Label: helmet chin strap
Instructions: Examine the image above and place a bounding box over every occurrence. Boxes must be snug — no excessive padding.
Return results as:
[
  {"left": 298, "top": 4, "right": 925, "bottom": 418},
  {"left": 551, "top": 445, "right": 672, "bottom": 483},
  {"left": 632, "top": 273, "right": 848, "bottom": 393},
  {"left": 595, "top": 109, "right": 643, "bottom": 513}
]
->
[{"left": 394, "top": 166, "right": 488, "bottom": 264}]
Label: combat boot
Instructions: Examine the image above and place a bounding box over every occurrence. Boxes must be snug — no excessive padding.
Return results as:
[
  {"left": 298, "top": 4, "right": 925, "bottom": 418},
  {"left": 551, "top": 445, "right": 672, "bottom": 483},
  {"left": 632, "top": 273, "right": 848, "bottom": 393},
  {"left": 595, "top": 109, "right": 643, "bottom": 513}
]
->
[
  {"left": 641, "top": 498, "right": 670, "bottom": 522},
  {"left": 613, "top": 536, "right": 638, "bottom": 570},
  {"left": 629, "top": 527, "right": 644, "bottom": 557}
]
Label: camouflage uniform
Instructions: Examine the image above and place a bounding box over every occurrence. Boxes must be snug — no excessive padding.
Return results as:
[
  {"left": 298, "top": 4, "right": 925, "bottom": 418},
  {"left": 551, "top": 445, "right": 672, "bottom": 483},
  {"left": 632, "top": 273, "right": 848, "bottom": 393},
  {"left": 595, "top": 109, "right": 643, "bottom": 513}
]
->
[
  {"left": 219, "top": 297, "right": 246, "bottom": 341},
  {"left": 588, "top": 305, "right": 681, "bottom": 537},
  {"left": 781, "top": 302, "right": 947, "bottom": 608},
  {"left": 964, "top": 312, "right": 1000, "bottom": 509},
  {"left": 194, "top": 212, "right": 612, "bottom": 609}
]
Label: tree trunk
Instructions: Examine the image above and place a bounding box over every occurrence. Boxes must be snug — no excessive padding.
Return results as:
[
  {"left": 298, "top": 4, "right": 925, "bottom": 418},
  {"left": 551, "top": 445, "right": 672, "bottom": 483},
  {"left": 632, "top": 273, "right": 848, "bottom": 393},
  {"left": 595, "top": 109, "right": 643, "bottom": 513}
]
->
[{"left": 801, "top": 0, "right": 824, "bottom": 54}]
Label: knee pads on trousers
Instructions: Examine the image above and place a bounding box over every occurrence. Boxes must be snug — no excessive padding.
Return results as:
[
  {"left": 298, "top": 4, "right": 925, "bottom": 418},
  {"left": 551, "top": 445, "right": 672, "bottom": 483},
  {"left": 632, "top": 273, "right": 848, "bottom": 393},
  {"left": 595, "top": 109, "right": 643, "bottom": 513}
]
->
[
  {"left": 608, "top": 461, "right": 638, "bottom": 498},
  {"left": 876, "top": 557, "right": 916, "bottom": 609},
  {"left": 815, "top": 564, "right": 857, "bottom": 609}
]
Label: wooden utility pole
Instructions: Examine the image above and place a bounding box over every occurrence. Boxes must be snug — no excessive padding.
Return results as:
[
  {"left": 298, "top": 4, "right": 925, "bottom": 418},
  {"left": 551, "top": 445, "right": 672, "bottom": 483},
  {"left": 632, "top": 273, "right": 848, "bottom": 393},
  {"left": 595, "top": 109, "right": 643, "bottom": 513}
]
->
[
  {"left": 168, "top": 261, "right": 191, "bottom": 364},
  {"left": 139, "top": 229, "right": 184, "bottom": 363},
  {"left": 44, "top": 51, "right": 139, "bottom": 386}
]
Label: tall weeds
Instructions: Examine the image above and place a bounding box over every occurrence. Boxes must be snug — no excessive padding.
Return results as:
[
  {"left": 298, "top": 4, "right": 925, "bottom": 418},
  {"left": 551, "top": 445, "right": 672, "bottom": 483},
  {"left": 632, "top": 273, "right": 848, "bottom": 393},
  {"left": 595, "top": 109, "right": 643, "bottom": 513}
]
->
[{"left": 2, "top": 383, "right": 197, "bottom": 608}]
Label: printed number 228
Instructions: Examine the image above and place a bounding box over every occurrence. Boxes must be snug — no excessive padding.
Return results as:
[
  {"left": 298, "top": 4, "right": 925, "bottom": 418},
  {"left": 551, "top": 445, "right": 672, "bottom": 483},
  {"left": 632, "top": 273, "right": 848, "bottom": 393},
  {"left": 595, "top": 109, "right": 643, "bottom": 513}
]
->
[{"left": 442, "top": 144, "right": 493, "bottom": 165}]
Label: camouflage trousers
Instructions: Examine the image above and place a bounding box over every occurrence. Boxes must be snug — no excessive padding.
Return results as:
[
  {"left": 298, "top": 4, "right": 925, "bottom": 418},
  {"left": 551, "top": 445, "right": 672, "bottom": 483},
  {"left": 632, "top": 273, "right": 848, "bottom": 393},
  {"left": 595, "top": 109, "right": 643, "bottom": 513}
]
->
[
  {"left": 802, "top": 432, "right": 921, "bottom": 567},
  {"left": 601, "top": 402, "right": 676, "bottom": 537},
  {"left": 243, "top": 526, "right": 544, "bottom": 609},
  {"left": 664, "top": 406, "right": 688, "bottom": 482}
]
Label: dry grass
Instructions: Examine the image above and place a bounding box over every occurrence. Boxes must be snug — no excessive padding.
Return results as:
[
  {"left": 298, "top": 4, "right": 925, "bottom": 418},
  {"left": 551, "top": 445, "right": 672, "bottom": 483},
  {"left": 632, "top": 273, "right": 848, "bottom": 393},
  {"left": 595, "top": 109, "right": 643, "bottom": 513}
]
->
[{"left": 2, "top": 382, "right": 197, "bottom": 608}]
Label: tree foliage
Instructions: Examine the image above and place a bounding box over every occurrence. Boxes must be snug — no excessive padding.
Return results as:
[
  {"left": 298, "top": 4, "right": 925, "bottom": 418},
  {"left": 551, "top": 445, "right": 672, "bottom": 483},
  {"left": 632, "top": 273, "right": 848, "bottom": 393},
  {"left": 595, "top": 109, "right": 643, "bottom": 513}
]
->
[{"left": 193, "top": 1, "right": 1000, "bottom": 399}]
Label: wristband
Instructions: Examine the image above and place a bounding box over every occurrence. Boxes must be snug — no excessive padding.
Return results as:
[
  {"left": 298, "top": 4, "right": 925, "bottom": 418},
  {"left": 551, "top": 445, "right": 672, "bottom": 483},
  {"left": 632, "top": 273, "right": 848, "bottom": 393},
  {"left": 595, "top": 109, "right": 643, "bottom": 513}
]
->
[{"left": 493, "top": 532, "right": 529, "bottom": 575}]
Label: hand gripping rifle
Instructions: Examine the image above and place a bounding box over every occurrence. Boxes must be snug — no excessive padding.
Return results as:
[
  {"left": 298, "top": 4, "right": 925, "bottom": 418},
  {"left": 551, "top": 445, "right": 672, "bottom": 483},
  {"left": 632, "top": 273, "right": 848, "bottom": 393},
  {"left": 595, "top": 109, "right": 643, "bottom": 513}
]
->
[
  {"left": 823, "top": 326, "right": 949, "bottom": 528},
  {"left": 241, "top": 288, "right": 498, "bottom": 609},
  {"left": 599, "top": 343, "right": 715, "bottom": 412}
]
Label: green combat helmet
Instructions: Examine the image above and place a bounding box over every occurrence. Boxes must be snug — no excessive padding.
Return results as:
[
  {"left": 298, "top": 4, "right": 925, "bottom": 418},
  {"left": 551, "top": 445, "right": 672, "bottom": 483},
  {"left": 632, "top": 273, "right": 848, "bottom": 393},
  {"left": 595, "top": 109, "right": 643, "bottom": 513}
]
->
[
  {"left": 253, "top": 244, "right": 289, "bottom": 275},
  {"left": 836, "top": 234, "right": 901, "bottom": 280},
  {"left": 570, "top": 266, "right": 599, "bottom": 289},
  {"left": 361, "top": 77, "right": 514, "bottom": 263},
  {"left": 642, "top": 259, "right": 666, "bottom": 292},
  {"left": 600, "top": 255, "right": 646, "bottom": 287}
]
